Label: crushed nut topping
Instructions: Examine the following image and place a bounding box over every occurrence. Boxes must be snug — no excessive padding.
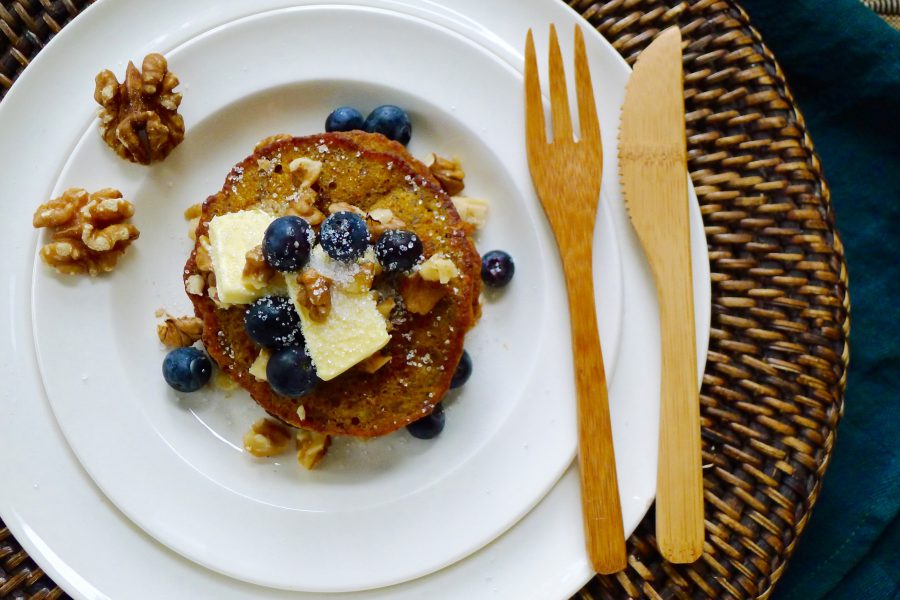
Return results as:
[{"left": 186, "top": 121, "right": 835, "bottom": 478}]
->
[
  {"left": 257, "top": 158, "right": 275, "bottom": 174},
  {"left": 185, "top": 274, "right": 206, "bottom": 295},
  {"left": 327, "top": 201, "right": 366, "bottom": 217},
  {"left": 418, "top": 254, "right": 459, "bottom": 284},
  {"left": 249, "top": 349, "right": 270, "bottom": 381},
  {"left": 399, "top": 273, "right": 447, "bottom": 315},
  {"left": 296, "top": 405, "right": 307, "bottom": 421},
  {"left": 289, "top": 157, "right": 323, "bottom": 189},
  {"left": 296, "top": 429, "right": 331, "bottom": 470},
  {"left": 428, "top": 153, "right": 465, "bottom": 196},
  {"left": 243, "top": 418, "right": 292, "bottom": 458},
  {"left": 451, "top": 196, "right": 488, "bottom": 229},
  {"left": 94, "top": 53, "right": 184, "bottom": 164},
  {"left": 254, "top": 133, "right": 292, "bottom": 153},
  {"left": 367, "top": 207, "right": 406, "bottom": 236},
  {"left": 33, "top": 187, "right": 139, "bottom": 276},
  {"left": 284, "top": 187, "right": 324, "bottom": 226},
  {"left": 294, "top": 267, "right": 332, "bottom": 321},
  {"left": 194, "top": 236, "right": 212, "bottom": 272},
  {"left": 343, "top": 262, "right": 377, "bottom": 293},
  {"left": 242, "top": 244, "right": 276, "bottom": 290},
  {"left": 359, "top": 353, "right": 392, "bottom": 374},
  {"left": 376, "top": 295, "right": 396, "bottom": 319},
  {"left": 156, "top": 313, "right": 203, "bottom": 347}
]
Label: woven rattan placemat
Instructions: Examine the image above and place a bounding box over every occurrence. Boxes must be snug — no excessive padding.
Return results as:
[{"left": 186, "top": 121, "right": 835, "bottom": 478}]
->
[{"left": 0, "top": 1, "right": 850, "bottom": 598}]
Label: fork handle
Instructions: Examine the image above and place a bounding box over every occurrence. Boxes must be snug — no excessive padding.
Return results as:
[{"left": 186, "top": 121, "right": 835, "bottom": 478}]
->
[{"left": 562, "top": 243, "right": 627, "bottom": 574}]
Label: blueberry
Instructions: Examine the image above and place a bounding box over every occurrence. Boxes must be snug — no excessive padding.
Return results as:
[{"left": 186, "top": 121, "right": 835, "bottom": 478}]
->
[
  {"left": 374, "top": 229, "right": 423, "bottom": 273},
  {"left": 244, "top": 295, "right": 303, "bottom": 348},
  {"left": 263, "top": 216, "right": 314, "bottom": 272},
  {"left": 163, "top": 347, "right": 212, "bottom": 393},
  {"left": 450, "top": 350, "right": 472, "bottom": 389},
  {"left": 320, "top": 211, "right": 369, "bottom": 262},
  {"left": 364, "top": 105, "right": 412, "bottom": 145},
  {"left": 325, "top": 106, "right": 365, "bottom": 132},
  {"left": 481, "top": 250, "right": 515, "bottom": 288},
  {"left": 267, "top": 346, "right": 317, "bottom": 397},
  {"left": 407, "top": 403, "right": 445, "bottom": 439}
]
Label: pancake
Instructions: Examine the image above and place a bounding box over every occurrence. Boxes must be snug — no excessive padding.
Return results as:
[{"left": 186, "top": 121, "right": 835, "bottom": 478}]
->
[{"left": 184, "top": 132, "right": 482, "bottom": 437}]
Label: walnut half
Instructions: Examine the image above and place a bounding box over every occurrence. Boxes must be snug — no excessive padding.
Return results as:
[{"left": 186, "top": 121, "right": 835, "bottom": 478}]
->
[
  {"left": 94, "top": 53, "right": 184, "bottom": 164},
  {"left": 33, "top": 188, "right": 139, "bottom": 276}
]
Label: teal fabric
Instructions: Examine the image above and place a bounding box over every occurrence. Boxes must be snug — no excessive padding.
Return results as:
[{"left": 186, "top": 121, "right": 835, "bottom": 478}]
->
[{"left": 735, "top": 1, "right": 900, "bottom": 599}]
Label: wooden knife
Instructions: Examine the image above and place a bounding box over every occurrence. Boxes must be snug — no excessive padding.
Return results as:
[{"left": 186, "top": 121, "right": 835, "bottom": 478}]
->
[{"left": 618, "top": 26, "right": 704, "bottom": 563}]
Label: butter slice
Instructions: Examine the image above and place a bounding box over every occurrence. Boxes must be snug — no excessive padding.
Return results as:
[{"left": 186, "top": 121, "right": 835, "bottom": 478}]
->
[
  {"left": 286, "top": 278, "right": 390, "bottom": 381},
  {"left": 208, "top": 210, "right": 279, "bottom": 304}
]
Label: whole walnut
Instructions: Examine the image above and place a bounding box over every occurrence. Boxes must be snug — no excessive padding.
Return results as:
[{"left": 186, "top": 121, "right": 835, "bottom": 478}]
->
[
  {"left": 33, "top": 187, "right": 139, "bottom": 276},
  {"left": 94, "top": 53, "right": 185, "bottom": 164}
]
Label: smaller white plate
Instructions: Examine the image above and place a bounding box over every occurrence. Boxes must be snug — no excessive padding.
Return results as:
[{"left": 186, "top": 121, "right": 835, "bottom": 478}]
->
[{"left": 30, "top": 4, "right": 626, "bottom": 593}]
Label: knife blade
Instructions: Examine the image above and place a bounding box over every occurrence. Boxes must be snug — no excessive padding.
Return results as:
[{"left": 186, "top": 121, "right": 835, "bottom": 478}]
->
[{"left": 618, "top": 25, "right": 704, "bottom": 563}]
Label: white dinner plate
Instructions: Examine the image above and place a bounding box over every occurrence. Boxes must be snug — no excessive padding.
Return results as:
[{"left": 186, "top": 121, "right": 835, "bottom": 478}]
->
[
  {"left": 32, "top": 4, "right": 623, "bottom": 592},
  {"left": 0, "top": 0, "right": 711, "bottom": 598}
]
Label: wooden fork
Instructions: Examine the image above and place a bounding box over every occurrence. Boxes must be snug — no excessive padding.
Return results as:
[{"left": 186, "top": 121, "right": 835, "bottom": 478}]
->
[{"left": 524, "top": 25, "right": 626, "bottom": 574}]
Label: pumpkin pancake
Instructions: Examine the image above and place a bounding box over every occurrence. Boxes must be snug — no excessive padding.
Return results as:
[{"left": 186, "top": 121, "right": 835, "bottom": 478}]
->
[{"left": 184, "top": 132, "right": 481, "bottom": 437}]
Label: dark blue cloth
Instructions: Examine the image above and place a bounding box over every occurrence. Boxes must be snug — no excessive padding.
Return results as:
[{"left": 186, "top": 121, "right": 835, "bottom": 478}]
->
[{"left": 736, "top": 1, "right": 900, "bottom": 599}]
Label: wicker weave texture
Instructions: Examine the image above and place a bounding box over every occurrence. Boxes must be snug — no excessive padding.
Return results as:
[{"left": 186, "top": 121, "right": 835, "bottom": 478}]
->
[
  {"left": 0, "top": 1, "right": 849, "bottom": 599},
  {"left": 570, "top": 0, "right": 849, "bottom": 598}
]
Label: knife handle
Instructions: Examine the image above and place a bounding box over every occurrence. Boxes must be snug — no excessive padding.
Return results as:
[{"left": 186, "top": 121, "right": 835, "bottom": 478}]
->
[
  {"left": 561, "top": 242, "right": 627, "bottom": 574},
  {"left": 654, "top": 258, "right": 704, "bottom": 563}
]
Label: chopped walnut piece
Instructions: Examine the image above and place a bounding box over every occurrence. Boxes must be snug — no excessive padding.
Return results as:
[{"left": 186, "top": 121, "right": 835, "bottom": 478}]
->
[
  {"left": 242, "top": 244, "right": 276, "bottom": 290},
  {"left": 243, "top": 419, "right": 292, "bottom": 457},
  {"left": 156, "top": 314, "right": 203, "bottom": 347},
  {"left": 185, "top": 274, "right": 205, "bottom": 295},
  {"left": 254, "top": 133, "right": 292, "bottom": 153},
  {"left": 359, "top": 353, "right": 392, "bottom": 374},
  {"left": 289, "top": 157, "right": 323, "bottom": 188},
  {"left": 33, "top": 187, "right": 139, "bottom": 276},
  {"left": 428, "top": 153, "right": 465, "bottom": 196},
  {"left": 367, "top": 207, "right": 406, "bottom": 236},
  {"left": 327, "top": 201, "right": 366, "bottom": 217},
  {"left": 249, "top": 349, "right": 270, "bottom": 381},
  {"left": 399, "top": 273, "right": 448, "bottom": 314},
  {"left": 376, "top": 296, "right": 396, "bottom": 319},
  {"left": 343, "top": 262, "right": 377, "bottom": 293},
  {"left": 294, "top": 267, "right": 332, "bottom": 321},
  {"left": 451, "top": 196, "right": 488, "bottom": 229},
  {"left": 257, "top": 158, "right": 275, "bottom": 175},
  {"left": 418, "top": 254, "right": 459, "bottom": 284},
  {"left": 194, "top": 236, "right": 212, "bottom": 272},
  {"left": 94, "top": 53, "right": 184, "bottom": 164},
  {"left": 296, "top": 429, "right": 331, "bottom": 470},
  {"left": 284, "top": 187, "right": 324, "bottom": 226}
]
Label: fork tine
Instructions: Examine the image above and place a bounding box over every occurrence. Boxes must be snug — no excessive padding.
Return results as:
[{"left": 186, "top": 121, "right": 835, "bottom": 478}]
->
[
  {"left": 548, "top": 24, "right": 573, "bottom": 142},
  {"left": 524, "top": 29, "right": 546, "bottom": 148},
  {"left": 574, "top": 26, "right": 601, "bottom": 149}
]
